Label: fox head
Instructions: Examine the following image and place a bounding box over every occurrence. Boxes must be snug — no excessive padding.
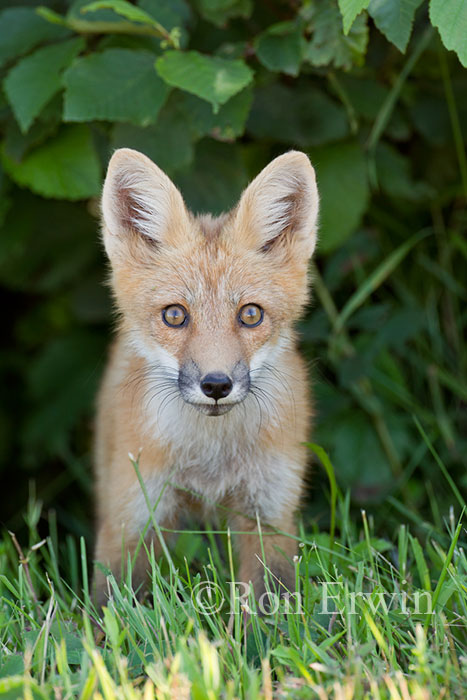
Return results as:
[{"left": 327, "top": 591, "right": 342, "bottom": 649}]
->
[{"left": 101, "top": 149, "right": 319, "bottom": 416}]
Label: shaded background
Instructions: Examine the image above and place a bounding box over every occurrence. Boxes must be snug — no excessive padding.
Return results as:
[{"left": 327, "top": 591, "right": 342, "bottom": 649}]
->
[{"left": 1, "top": 0, "right": 466, "bottom": 547}]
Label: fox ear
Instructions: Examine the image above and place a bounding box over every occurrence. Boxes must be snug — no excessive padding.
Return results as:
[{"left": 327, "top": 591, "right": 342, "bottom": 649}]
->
[
  {"left": 233, "top": 151, "right": 319, "bottom": 258},
  {"left": 101, "top": 148, "right": 190, "bottom": 262}
]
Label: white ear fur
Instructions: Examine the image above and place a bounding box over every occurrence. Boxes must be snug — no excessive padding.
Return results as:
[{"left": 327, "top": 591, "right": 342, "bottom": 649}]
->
[
  {"left": 235, "top": 151, "right": 319, "bottom": 257},
  {"left": 101, "top": 148, "right": 189, "bottom": 260}
]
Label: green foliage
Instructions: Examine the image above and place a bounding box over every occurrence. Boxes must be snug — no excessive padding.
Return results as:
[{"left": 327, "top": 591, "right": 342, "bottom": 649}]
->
[
  {"left": 430, "top": 0, "right": 467, "bottom": 67},
  {"left": 255, "top": 20, "right": 304, "bottom": 76},
  {"left": 155, "top": 50, "right": 253, "bottom": 111},
  {"left": 82, "top": 0, "right": 170, "bottom": 29},
  {"left": 1, "top": 125, "right": 101, "bottom": 199},
  {"left": 4, "top": 38, "right": 84, "bottom": 133},
  {"left": 338, "top": 0, "right": 370, "bottom": 34},
  {"left": 309, "top": 140, "right": 369, "bottom": 252},
  {"left": 63, "top": 48, "right": 170, "bottom": 124},
  {"left": 368, "top": 0, "right": 424, "bottom": 52},
  {"left": 303, "top": 2, "right": 369, "bottom": 69},
  {"left": 0, "top": 0, "right": 466, "bottom": 610},
  {"left": 0, "top": 7, "right": 69, "bottom": 67}
]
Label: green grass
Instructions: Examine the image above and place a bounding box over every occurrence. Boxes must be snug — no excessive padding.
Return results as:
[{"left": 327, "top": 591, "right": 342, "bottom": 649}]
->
[{"left": 1, "top": 452, "right": 465, "bottom": 699}]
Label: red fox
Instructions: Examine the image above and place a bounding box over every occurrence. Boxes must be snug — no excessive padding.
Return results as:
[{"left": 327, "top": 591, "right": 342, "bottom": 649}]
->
[{"left": 93, "top": 148, "right": 319, "bottom": 607}]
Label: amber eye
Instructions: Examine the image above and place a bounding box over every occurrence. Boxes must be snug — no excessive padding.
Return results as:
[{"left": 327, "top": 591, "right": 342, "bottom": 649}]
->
[
  {"left": 162, "top": 305, "right": 188, "bottom": 327},
  {"left": 239, "top": 304, "right": 264, "bottom": 327}
]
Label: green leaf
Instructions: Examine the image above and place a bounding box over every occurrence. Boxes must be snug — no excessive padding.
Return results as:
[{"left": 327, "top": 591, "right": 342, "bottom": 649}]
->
[
  {"left": 24, "top": 330, "right": 106, "bottom": 453},
  {"left": 112, "top": 94, "right": 195, "bottom": 175},
  {"left": 195, "top": 0, "right": 252, "bottom": 27},
  {"left": 247, "top": 83, "right": 348, "bottom": 147},
  {"left": 82, "top": 0, "right": 164, "bottom": 26},
  {"left": 255, "top": 21, "right": 304, "bottom": 76},
  {"left": 338, "top": 0, "right": 370, "bottom": 34},
  {"left": 139, "top": 0, "right": 191, "bottom": 46},
  {"left": 0, "top": 7, "right": 69, "bottom": 68},
  {"left": 337, "top": 75, "right": 389, "bottom": 119},
  {"left": 1, "top": 125, "right": 101, "bottom": 200},
  {"left": 66, "top": 0, "right": 129, "bottom": 25},
  {"left": 310, "top": 140, "right": 368, "bottom": 253},
  {"left": 305, "top": 2, "right": 368, "bottom": 69},
  {"left": 375, "top": 142, "right": 434, "bottom": 201},
  {"left": 316, "top": 409, "right": 398, "bottom": 502},
  {"left": 174, "top": 140, "right": 248, "bottom": 214},
  {"left": 0, "top": 194, "right": 97, "bottom": 292},
  {"left": 63, "top": 49, "right": 170, "bottom": 126},
  {"left": 368, "top": 0, "right": 424, "bottom": 53},
  {"left": 4, "top": 38, "right": 84, "bottom": 134},
  {"left": 139, "top": 0, "right": 191, "bottom": 30},
  {"left": 81, "top": 0, "right": 173, "bottom": 41},
  {"left": 155, "top": 50, "right": 253, "bottom": 111},
  {"left": 430, "top": 0, "right": 467, "bottom": 67},
  {"left": 178, "top": 87, "right": 253, "bottom": 140},
  {"left": 0, "top": 655, "right": 24, "bottom": 679},
  {"left": 3, "top": 102, "right": 61, "bottom": 163}
]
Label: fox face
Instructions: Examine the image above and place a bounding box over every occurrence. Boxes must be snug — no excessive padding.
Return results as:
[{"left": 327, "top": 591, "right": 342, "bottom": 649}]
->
[{"left": 101, "top": 149, "right": 319, "bottom": 419}]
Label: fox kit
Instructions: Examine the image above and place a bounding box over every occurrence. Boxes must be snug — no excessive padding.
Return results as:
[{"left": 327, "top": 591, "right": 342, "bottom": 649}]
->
[{"left": 93, "top": 148, "right": 319, "bottom": 606}]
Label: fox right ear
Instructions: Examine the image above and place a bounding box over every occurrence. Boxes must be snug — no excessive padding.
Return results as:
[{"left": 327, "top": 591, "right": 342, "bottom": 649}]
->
[
  {"left": 101, "top": 148, "right": 190, "bottom": 262},
  {"left": 233, "top": 151, "right": 319, "bottom": 259}
]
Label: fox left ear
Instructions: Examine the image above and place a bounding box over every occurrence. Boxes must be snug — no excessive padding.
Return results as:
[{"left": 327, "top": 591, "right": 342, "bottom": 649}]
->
[
  {"left": 101, "top": 148, "right": 191, "bottom": 264},
  {"left": 233, "top": 151, "right": 319, "bottom": 258}
]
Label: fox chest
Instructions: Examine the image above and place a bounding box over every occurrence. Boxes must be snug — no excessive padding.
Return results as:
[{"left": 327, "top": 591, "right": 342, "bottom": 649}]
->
[{"left": 170, "top": 429, "right": 259, "bottom": 504}]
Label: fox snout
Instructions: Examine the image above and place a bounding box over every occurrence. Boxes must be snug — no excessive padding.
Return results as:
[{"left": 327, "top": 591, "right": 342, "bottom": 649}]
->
[{"left": 178, "top": 361, "right": 250, "bottom": 415}]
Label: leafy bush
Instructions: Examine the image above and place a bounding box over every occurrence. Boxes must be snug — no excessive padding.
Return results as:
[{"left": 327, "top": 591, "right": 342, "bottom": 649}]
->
[{"left": 1, "top": 0, "right": 466, "bottom": 537}]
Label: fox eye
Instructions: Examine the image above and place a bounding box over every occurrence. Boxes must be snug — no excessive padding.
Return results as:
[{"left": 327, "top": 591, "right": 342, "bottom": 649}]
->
[
  {"left": 239, "top": 304, "right": 263, "bottom": 327},
  {"left": 162, "top": 305, "right": 188, "bottom": 327}
]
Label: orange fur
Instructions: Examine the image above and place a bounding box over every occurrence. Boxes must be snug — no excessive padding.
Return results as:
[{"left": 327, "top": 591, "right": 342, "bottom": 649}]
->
[{"left": 93, "top": 149, "right": 319, "bottom": 606}]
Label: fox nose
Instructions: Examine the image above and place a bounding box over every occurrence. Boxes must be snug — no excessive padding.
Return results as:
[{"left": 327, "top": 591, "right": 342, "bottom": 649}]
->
[{"left": 200, "top": 373, "right": 233, "bottom": 401}]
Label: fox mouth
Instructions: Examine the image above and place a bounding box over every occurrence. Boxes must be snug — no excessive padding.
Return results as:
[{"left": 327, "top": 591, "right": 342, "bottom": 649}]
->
[{"left": 187, "top": 401, "right": 238, "bottom": 416}]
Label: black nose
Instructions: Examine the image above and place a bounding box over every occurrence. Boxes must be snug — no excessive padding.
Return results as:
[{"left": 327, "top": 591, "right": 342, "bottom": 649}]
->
[{"left": 200, "top": 373, "right": 233, "bottom": 401}]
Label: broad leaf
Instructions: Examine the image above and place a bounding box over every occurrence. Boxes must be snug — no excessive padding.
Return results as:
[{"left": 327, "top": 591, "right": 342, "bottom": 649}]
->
[
  {"left": 155, "top": 51, "right": 253, "bottom": 111},
  {"left": 305, "top": 2, "right": 368, "bottom": 69},
  {"left": 0, "top": 8, "right": 69, "bottom": 68},
  {"left": 338, "top": 0, "right": 370, "bottom": 34},
  {"left": 25, "top": 330, "right": 106, "bottom": 453},
  {"left": 310, "top": 140, "right": 368, "bottom": 253},
  {"left": 4, "top": 38, "right": 84, "bottom": 133},
  {"left": 1, "top": 125, "right": 101, "bottom": 200},
  {"left": 139, "top": 0, "right": 191, "bottom": 46},
  {"left": 139, "top": 0, "right": 191, "bottom": 30},
  {"left": 66, "top": 0, "right": 129, "bottom": 25},
  {"left": 63, "top": 49, "right": 170, "bottom": 126},
  {"left": 174, "top": 140, "right": 248, "bottom": 214},
  {"left": 81, "top": 0, "right": 174, "bottom": 42},
  {"left": 255, "top": 21, "right": 304, "bottom": 76},
  {"left": 338, "top": 75, "right": 389, "bottom": 119},
  {"left": 247, "top": 83, "right": 348, "bottom": 147},
  {"left": 178, "top": 88, "right": 253, "bottom": 140},
  {"left": 430, "top": 0, "right": 467, "bottom": 67},
  {"left": 409, "top": 89, "right": 458, "bottom": 145},
  {"left": 195, "top": 0, "right": 252, "bottom": 27},
  {"left": 316, "top": 406, "right": 411, "bottom": 502},
  {"left": 112, "top": 94, "right": 195, "bottom": 175},
  {"left": 369, "top": 0, "right": 424, "bottom": 53},
  {"left": 82, "top": 0, "right": 165, "bottom": 26},
  {"left": 0, "top": 194, "right": 97, "bottom": 292},
  {"left": 375, "top": 142, "right": 433, "bottom": 201},
  {"left": 3, "top": 101, "right": 62, "bottom": 163}
]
